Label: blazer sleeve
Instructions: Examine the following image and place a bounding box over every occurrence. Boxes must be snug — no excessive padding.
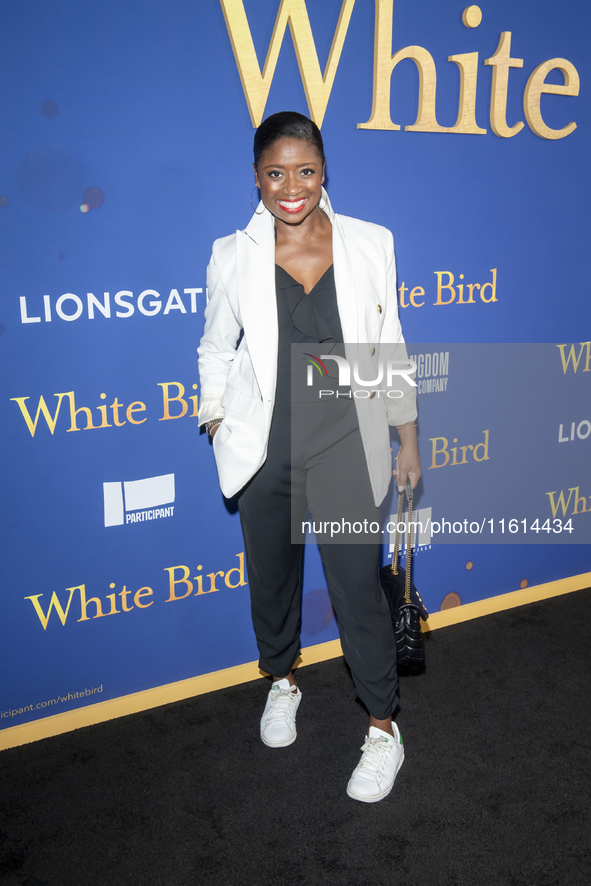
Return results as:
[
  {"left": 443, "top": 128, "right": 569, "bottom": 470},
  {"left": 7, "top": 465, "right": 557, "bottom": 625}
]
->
[
  {"left": 380, "top": 228, "right": 418, "bottom": 426},
  {"left": 197, "top": 242, "right": 243, "bottom": 427}
]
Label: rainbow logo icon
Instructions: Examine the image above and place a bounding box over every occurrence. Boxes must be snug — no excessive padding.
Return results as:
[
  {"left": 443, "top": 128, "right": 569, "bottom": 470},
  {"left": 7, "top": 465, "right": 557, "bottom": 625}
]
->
[{"left": 302, "top": 353, "right": 329, "bottom": 377}]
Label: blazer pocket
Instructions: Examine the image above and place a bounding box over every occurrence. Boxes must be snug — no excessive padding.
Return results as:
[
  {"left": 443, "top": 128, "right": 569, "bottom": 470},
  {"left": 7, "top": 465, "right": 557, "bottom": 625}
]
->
[
  {"left": 220, "top": 385, "right": 257, "bottom": 418},
  {"left": 212, "top": 420, "right": 231, "bottom": 454}
]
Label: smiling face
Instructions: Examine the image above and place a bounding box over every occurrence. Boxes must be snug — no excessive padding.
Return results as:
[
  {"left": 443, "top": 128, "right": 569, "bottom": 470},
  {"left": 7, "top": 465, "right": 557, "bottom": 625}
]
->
[{"left": 253, "top": 137, "right": 325, "bottom": 225}]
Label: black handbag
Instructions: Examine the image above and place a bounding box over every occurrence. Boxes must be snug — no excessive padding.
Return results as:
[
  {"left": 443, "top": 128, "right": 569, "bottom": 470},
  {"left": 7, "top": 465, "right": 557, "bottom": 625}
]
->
[{"left": 380, "top": 478, "right": 429, "bottom": 672}]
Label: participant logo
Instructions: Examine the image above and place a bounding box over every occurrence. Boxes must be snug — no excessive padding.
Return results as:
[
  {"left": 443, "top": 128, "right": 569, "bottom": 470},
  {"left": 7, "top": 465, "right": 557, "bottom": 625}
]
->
[{"left": 103, "top": 473, "right": 175, "bottom": 527}]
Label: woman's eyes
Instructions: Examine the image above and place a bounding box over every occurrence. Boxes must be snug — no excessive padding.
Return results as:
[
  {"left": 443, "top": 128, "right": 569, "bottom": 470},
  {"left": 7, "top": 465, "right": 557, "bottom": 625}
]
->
[{"left": 267, "top": 168, "right": 317, "bottom": 179}]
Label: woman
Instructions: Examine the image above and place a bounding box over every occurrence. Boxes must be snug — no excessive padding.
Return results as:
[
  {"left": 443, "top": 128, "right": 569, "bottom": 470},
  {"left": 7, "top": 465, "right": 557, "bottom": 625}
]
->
[{"left": 198, "top": 112, "right": 421, "bottom": 803}]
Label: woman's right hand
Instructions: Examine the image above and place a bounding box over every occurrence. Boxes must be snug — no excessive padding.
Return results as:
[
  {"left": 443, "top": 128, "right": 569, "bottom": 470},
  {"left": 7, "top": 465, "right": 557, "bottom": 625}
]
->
[{"left": 206, "top": 418, "right": 223, "bottom": 438}]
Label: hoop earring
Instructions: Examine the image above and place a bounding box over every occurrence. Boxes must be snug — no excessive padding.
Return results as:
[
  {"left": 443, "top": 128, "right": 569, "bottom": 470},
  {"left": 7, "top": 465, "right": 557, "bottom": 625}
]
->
[
  {"left": 319, "top": 195, "right": 327, "bottom": 212},
  {"left": 250, "top": 187, "right": 266, "bottom": 215}
]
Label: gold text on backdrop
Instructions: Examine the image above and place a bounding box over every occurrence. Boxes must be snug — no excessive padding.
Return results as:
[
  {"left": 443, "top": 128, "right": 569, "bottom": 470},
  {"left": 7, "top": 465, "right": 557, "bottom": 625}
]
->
[{"left": 221, "top": 0, "right": 579, "bottom": 139}]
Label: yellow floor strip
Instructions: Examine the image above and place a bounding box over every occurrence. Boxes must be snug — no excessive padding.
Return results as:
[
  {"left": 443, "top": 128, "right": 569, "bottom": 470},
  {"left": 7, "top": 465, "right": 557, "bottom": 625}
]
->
[{"left": 1, "top": 571, "right": 589, "bottom": 752}]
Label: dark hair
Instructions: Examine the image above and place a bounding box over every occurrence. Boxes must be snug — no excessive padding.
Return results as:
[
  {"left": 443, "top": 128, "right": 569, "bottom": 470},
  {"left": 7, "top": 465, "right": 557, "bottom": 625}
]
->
[{"left": 253, "top": 111, "right": 325, "bottom": 167}]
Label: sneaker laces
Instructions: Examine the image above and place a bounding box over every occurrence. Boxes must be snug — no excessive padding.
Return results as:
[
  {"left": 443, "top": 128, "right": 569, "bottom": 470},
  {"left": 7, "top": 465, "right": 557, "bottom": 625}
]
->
[
  {"left": 355, "top": 735, "right": 391, "bottom": 777},
  {"left": 265, "top": 686, "right": 298, "bottom": 725}
]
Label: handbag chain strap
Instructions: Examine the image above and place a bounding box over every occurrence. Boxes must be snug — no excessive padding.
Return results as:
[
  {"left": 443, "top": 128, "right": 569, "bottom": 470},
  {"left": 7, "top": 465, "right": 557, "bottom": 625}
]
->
[
  {"left": 391, "top": 485, "right": 404, "bottom": 575},
  {"left": 405, "top": 481, "right": 413, "bottom": 604},
  {"left": 391, "top": 478, "right": 414, "bottom": 605}
]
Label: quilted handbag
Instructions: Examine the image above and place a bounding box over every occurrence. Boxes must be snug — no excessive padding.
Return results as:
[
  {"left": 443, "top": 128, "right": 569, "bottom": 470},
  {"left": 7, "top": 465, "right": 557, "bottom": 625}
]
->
[{"left": 380, "top": 478, "right": 429, "bottom": 672}]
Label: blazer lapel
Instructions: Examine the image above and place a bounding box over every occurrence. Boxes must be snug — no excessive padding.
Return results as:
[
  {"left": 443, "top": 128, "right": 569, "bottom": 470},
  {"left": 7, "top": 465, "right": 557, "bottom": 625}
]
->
[
  {"left": 236, "top": 203, "right": 278, "bottom": 400},
  {"left": 322, "top": 189, "right": 359, "bottom": 343}
]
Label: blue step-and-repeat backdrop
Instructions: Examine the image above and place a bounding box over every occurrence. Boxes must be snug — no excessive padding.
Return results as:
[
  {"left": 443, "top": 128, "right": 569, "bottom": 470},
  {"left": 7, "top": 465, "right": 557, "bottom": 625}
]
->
[{"left": 1, "top": 0, "right": 589, "bottom": 732}]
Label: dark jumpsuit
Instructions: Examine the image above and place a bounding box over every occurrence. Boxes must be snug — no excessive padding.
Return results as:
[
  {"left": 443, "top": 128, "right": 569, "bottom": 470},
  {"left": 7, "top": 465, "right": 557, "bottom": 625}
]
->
[{"left": 237, "top": 264, "right": 399, "bottom": 720}]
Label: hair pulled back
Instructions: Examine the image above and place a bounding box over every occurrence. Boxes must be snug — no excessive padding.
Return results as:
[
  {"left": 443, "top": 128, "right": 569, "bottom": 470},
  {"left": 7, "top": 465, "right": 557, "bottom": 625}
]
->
[{"left": 253, "top": 111, "right": 325, "bottom": 168}]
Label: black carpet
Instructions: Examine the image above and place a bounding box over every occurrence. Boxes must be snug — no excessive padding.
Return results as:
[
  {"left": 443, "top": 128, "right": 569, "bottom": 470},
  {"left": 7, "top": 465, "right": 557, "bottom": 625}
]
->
[{"left": 1, "top": 589, "right": 590, "bottom": 886}]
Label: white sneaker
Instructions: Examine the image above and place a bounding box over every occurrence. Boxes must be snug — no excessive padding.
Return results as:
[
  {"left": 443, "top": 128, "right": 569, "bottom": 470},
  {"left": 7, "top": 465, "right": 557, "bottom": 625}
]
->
[
  {"left": 260, "top": 678, "right": 302, "bottom": 748},
  {"left": 346, "top": 723, "right": 404, "bottom": 803}
]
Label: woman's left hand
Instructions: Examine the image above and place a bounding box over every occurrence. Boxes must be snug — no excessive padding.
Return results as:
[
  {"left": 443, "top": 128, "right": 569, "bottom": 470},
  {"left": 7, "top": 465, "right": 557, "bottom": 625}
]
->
[{"left": 394, "top": 425, "right": 421, "bottom": 492}]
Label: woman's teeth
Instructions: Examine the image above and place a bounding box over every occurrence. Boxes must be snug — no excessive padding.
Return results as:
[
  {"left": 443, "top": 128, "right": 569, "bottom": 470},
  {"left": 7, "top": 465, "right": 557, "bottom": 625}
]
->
[{"left": 277, "top": 199, "right": 306, "bottom": 211}]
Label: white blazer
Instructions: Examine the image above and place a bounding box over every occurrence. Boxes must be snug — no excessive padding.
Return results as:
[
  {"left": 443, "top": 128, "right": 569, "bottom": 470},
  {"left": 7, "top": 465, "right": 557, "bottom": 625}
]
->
[{"left": 198, "top": 189, "right": 417, "bottom": 505}]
